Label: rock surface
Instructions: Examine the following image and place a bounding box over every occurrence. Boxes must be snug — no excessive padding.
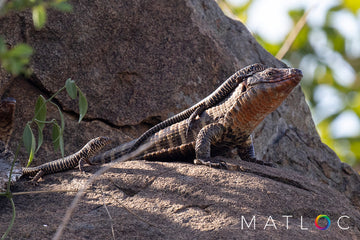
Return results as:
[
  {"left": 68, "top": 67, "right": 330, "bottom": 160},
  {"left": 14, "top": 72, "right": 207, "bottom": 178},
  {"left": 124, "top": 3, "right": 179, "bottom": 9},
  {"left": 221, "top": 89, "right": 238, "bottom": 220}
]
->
[
  {"left": 0, "top": 0, "right": 359, "bottom": 239},
  {"left": 0, "top": 141, "right": 21, "bottom": 192}
]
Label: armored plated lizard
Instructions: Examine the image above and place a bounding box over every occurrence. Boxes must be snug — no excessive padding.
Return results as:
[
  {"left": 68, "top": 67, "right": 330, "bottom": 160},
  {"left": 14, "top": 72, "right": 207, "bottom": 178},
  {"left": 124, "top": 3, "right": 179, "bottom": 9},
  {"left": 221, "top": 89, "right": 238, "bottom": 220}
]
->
[
  {"left": 129, "top": 63, "right": 267, "bottom": 152},
  {"left": 92, "top": 67, "right": 302, "bottom": 167},
  {"left": 22, "top": 136, "right": 110, "bottom": 182}
]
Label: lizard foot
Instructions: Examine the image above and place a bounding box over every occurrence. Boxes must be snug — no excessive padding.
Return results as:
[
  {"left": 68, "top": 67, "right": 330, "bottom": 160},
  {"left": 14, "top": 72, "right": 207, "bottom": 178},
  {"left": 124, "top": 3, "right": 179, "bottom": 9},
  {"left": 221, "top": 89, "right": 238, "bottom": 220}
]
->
[
  {"left": 78, "top": 158, "right": 93, "bottom": 172},
  {"left": 25, "top": 178, "right": 40, "bottom": 186},
  {"left": 27, "top": 170, "right": 44, "bottom": 185},
  {"left": 194, "top": 158, "right": 228, "bottom": 169},
  {"left": 30, "top": 180, "right": 39, "bottom": 186}
]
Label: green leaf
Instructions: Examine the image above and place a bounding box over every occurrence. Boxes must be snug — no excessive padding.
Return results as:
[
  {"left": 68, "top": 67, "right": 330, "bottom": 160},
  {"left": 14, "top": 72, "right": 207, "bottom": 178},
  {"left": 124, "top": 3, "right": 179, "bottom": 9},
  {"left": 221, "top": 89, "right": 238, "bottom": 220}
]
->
[
  {"left": 59, "top": 134, "right": 64, "bottom": 158},
  {"left": 35, "top": 125, "right": 43, "bottom": 153},
  {"left": 78, "top": 90, "right": 88, "bottom": 122},
  {"left": 22, "top": 123, "right": 36, "bottom": 165},
  {"left": 22, "top": 123, "right": 34, "bottom": 153},
  {"left": 7, "top": 43, "right": 33, "bottom": 58},
  {"left": 34, "top": 95, "right": 47, "bottom": 130},
  {"left": 58, "top": 106, "right": 65, "bottom": 130},
  {"left": 65, "top": 78, "right": 77, "bottom": 99},
  {"left": 50, "top": 1, "right": 73, "bottom": 12},
  {"left": 52, "top": 121, "right": 64, "bottom": 157},
  {"left": 3, "top": 0, "right": 36, "bottom": 12},
  {"left": 32, "top": 5, "right": 47, "bottom": 30},
  {"left": 52, "top": 121, "right": 61, "bottom": 151},
  {"left": 1, "top": 43, "right": 33, "bottom": 75},
  {"left": 34, "top": 95, "right": 46, "bottom": 153}
]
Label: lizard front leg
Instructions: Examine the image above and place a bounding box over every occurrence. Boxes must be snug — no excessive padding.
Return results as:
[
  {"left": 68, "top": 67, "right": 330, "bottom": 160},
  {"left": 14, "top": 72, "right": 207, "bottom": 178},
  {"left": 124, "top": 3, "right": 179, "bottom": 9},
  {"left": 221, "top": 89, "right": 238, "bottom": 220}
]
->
[
  {"left": 30, "top": 170, "right": 45, "bottom": 184},
  {"left": 194, "top": 123, "right": 227, "bottom": 168},
  {"left": 78, "top": 157, "right": 88, "bottom": 172}
]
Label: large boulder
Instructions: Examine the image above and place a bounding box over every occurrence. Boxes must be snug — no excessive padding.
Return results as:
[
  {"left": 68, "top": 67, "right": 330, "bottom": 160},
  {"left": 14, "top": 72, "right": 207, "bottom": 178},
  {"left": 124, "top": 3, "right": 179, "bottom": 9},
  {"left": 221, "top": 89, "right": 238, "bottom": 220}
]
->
[{"left": 0, "top": 0, "right": 359, "bottom": 239}]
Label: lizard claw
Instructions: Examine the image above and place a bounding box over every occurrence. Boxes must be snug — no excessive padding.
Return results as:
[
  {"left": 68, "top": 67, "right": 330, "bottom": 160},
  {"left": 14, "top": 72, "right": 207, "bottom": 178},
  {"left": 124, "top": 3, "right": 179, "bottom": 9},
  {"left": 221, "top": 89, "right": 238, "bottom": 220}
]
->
[
  {"left": 194, "top": 158, "right": 228, "bottom": 169},
  {"left": 26, "top": 179, "right": 40, "bottom": 186}
]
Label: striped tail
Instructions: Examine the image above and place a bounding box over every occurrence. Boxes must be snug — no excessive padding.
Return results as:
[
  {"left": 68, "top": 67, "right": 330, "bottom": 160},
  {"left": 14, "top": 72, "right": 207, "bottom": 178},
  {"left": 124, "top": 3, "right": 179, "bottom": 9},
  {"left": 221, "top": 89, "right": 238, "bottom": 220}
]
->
[
  {"left": 90, "top": 139, "right": 137, "bottom": 164},
  {"left": 22, "top": 136, "right": 111, "bottom": 177}
]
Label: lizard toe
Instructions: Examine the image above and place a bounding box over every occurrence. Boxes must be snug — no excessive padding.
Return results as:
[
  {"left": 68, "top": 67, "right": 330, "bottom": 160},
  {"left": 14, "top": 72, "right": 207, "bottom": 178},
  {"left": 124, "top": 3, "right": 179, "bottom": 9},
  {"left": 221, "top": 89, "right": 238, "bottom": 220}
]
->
[{"left": 194, "top": 158, "right": 228, "bottom": 169}]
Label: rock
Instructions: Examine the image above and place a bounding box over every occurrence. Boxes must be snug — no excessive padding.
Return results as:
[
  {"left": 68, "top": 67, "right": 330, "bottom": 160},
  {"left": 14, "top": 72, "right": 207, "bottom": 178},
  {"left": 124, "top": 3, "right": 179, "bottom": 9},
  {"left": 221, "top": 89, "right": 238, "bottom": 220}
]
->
[
  {"left": 0, "top": 98, "right": 21, "bottom": 190},
  {"left": 0, "top": 141, "right": 21, "bottom": 192},
  {"left": 0, "top": 0, "right": 359, "bottom": 239},
  {"left": 1, "top": 161, "right": 359, "bottom": 239}
]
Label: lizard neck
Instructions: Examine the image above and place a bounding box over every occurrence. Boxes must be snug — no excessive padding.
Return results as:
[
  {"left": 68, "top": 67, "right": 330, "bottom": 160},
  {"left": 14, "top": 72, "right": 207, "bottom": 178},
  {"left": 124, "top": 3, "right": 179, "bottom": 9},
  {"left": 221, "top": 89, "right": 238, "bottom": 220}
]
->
[{"left": 223, "top": 87, "right": 280, "bottom": 134}]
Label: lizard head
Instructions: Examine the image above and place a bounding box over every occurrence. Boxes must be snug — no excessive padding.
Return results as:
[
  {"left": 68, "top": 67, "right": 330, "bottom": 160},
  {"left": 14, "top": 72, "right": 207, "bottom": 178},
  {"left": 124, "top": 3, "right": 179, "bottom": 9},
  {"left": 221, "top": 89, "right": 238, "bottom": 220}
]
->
[
  {"left": 227, "top": 67, "right": 302, "bottom": 133},
  {"left": 93, "top": 136, "right": 112, "bottom": 148},
  {"left": 241, "top": 67, "right": 302, "bottom": 95},
  {"left": 0, "top": 97, "right": 16, "bottom": 114},
  {"left": 84, "top": 136, "right": 111, "bottom": 155}
]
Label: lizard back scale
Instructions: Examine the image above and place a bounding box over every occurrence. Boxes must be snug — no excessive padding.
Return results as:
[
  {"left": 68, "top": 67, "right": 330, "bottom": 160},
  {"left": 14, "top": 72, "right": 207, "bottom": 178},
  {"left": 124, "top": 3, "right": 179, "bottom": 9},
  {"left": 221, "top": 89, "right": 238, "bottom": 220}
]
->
[{"left": 92, "top": 67, "right": 303, "bottom": 167}]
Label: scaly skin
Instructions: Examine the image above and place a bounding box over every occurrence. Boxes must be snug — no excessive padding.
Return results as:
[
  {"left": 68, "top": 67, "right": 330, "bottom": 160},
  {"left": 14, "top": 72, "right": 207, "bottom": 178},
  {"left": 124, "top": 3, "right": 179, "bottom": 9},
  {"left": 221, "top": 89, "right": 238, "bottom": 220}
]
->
[
  {"left": 92, "top": 67, "right": 302, "bottom": 168},
  {"left": 22, "top": 136, "right": 111, "bottom": 182},
  {"left": 0, "top": 98, "right": 16, "bottom": 149},
  {"left": 129, "top": 63, "right": 267, "bottom": 152}
]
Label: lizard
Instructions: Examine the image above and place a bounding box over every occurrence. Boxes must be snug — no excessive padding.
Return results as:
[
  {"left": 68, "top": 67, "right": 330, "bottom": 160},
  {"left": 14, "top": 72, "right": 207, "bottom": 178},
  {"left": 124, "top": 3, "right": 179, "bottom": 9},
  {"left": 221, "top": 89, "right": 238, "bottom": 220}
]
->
[
  {"left": 0, "top": 97, "right": 16, "bottom": 149},
  {"left": 91, "top": 67, "right": 302, "bottom": 168},
  {"left": 22, "top": 136, "right": 111, "bottom": 183},
  {"left": 128, "top": 63, "right": 267, "bottom": 152}
]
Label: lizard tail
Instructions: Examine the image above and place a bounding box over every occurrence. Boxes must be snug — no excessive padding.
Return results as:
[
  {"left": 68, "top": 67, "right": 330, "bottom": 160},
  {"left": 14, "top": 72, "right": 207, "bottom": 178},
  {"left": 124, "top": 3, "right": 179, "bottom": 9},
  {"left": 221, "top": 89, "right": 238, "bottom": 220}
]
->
[{"left": 90, "top": 139, "right": 137, "bottom": 164}]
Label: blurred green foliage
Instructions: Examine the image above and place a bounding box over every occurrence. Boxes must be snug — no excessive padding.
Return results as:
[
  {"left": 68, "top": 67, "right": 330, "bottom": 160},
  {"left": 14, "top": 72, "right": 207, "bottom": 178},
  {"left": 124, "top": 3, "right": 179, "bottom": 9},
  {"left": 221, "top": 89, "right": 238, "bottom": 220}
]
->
[
  {"left": 23, "top": 79, "right": 88, "bottom": 166},
  {"left": 0, "top": 2, "right": 76, "bottom": 238},
  {"left": 0, "top": 0, "right": 72, "bottom": 76},
  {"left": 0, "top": 38, "right": 33, "bottom": 75},
  {"left": 0, "top": 0, "right": 86, "bottom": 163},
  {"left": 220, "top": 0, "right": 360, "bottom": 168},
  {"left": 2, "top": 0, "right": 72, "bottom": 29},
  {"left": 0, "top": 1, "right": 88, "bottom": 164}
]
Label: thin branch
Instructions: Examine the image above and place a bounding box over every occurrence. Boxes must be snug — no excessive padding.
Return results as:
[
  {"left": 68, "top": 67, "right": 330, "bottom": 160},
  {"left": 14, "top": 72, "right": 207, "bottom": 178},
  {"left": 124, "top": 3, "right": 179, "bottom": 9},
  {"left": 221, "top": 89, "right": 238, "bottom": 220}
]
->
[
  {"left": 276, "top": 7, "right": 312, "bottom": 60},
  {"left": 110, "top": 193, "right": 163, "bottom": 231},
  {"left": 100, "top": 189, "right": 116, "bottom": 240},
  {"left": 1, "top": 197, "right": 16, "bottom": 240},
  {"left": 10, "top": 189, "right": 82, "bottom": 195}
]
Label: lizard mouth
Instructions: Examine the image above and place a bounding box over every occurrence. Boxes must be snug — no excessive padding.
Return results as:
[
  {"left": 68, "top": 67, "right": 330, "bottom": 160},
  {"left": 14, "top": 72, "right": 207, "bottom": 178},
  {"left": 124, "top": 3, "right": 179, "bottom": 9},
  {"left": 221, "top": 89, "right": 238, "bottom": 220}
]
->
[{"left": 247, "top": 68, "right": 303, "bottom": 87}]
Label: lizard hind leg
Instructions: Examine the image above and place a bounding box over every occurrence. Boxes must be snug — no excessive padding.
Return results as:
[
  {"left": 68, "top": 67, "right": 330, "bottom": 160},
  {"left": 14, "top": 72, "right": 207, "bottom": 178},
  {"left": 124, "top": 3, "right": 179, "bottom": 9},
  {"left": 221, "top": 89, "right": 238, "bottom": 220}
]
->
[
  {"left": 186, "top": 104, "right": 206, "bottom": 137},
  {"left": 78, "top": 157, "right": 92, "bottom": 172},
  {"left": 30, "top": 170, "right": 45, "bottom": 184},
  {"left": 194, "top": 123, "right": 228, "bottom": 169}
]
